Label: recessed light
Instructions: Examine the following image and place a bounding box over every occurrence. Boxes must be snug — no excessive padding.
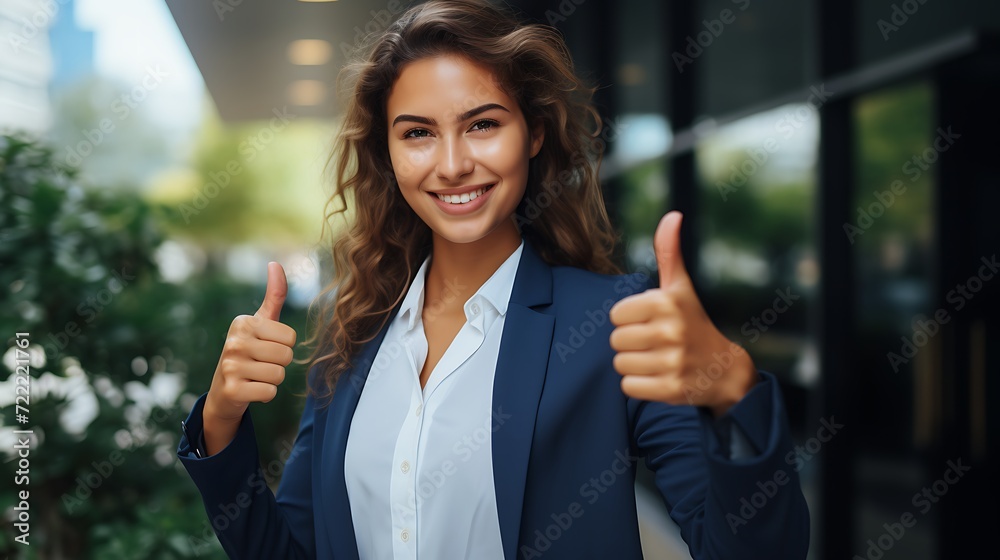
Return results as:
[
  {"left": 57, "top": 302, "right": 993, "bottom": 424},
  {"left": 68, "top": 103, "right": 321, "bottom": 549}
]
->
[
  {"left": 288, "top": 39, "right": 333, "bottom": 65},
  {"left": 288, "top": 80, "right": 327, "bottom": 106}
]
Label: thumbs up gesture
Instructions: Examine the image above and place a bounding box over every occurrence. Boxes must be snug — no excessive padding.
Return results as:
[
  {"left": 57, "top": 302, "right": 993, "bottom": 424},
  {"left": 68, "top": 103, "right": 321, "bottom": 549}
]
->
[
  {"left": 203, "top": 262, "right": 297, "bottom": 452},
  {"left": 609, "top": 212, "right": 757, "bottom": 417}
]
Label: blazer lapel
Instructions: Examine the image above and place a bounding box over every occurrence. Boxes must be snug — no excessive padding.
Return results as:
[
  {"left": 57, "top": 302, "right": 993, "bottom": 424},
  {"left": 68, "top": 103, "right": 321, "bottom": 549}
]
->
[
  {"left": 321, "top": 299, "right": 402, "bottom": 560},
  {"left": 492, "top": 239, "right": 555, "bottom": 560}
]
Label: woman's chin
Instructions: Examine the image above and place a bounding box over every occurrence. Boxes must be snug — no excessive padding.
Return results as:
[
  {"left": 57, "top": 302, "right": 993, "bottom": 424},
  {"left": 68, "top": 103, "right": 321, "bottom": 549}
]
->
[{"left": 426, "top": 218, "right": 516, "bottom": 247}]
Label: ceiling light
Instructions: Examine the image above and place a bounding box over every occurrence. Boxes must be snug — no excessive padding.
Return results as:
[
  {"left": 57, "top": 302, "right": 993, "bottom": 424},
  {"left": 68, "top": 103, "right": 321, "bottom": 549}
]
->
[
  {"left": 288, "top": 80, "right": 327, "bottom": 106},
  {"left": 288, "top": 39, "right": 333, "bottom": 66}
]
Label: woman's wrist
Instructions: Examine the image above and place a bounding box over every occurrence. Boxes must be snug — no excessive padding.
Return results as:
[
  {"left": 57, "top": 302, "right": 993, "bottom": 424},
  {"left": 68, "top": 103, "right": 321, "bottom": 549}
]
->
[
  {"left": 202, "top": 394, "right": 245, "bottom": 456},
  {"left": 708, "top": 354, "right": 758, "bottom": 418}
]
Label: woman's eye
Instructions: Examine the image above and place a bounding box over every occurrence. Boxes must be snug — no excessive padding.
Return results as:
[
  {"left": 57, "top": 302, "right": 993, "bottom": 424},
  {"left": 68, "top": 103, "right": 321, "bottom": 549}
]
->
[
  {"left": 470, "top": 119, "right": 499, "bottom": 133},
  {"left": 403, "top": 128, "right": 431, "bottom": 139}
]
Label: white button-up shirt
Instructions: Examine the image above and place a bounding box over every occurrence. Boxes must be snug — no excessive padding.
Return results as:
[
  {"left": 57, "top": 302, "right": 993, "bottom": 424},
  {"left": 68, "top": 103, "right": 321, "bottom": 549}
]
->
[{"left": 344, "top": 240, "right": 524, "bottom": 560}]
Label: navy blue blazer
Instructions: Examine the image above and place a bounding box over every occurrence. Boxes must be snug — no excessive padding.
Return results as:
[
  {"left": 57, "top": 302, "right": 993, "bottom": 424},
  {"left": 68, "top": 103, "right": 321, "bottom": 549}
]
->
[{"left": 177, "top": 236, "right": 810, "bottom": 559}]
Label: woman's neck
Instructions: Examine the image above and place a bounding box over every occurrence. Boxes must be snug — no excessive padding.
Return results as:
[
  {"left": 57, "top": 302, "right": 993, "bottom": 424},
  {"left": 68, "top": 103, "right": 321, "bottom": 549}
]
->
[{"left": 423, "top": 219, "right": 522, "bottom": 316}]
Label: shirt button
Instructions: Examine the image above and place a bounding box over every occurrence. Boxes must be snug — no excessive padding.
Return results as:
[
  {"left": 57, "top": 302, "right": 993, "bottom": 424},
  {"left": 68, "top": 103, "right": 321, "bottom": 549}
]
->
[
  {"left": 400, "top": 529, "right": 410, "bottom": 542},
  {"left": 401, "top": 460, "right": 410, "bottom": 474},
  {"left": 415, "top": 404, "right": 422, "bottom": 417},
  {"left": 471, "top": 302, "right": 480, "bottom": 315}
]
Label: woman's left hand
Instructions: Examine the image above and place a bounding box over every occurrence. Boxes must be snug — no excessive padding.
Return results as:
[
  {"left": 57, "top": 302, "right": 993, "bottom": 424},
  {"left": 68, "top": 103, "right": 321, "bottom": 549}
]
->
[{"left": 609, "top": 211, "right": 758, "bottom": 417}]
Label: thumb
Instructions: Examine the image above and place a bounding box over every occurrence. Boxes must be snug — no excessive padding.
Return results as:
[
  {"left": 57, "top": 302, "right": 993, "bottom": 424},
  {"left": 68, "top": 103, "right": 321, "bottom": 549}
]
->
[
  {"left": 255, "top": 262, "right": 287, "bottom": 321},
  {"left": 654, "top": 210, "right": 690, "bottom": 288}
]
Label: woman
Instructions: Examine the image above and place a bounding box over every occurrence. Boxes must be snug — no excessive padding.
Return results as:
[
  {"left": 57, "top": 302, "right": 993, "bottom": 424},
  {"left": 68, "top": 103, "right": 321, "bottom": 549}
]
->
[{"left": 177, "top": 1, "right": 810, "bottom": 558}]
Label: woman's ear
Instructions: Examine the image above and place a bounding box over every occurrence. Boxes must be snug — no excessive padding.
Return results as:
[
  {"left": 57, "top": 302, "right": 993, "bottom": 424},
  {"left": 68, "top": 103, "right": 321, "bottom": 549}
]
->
[{"left": 529, "top": 121, "right": 545, "bottom": 158}]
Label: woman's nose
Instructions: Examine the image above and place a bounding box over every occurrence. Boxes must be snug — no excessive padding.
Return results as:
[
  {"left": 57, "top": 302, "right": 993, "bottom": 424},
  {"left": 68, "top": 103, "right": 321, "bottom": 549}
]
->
[{"left": 435, "top": 136, "right": 474, "bottom": 181}]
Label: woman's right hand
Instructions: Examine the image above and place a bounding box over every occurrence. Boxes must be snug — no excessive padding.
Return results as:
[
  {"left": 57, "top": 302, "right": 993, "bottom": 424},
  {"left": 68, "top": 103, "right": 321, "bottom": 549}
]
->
[{"left": 202, "top": 262, "right": 297, "bottom": 455}]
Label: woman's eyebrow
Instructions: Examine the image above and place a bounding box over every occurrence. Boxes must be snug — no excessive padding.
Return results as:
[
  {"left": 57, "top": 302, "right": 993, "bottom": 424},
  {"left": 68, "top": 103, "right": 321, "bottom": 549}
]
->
[
  {"left": 456, "top": 103, "right": 510, "bottom": 121},
  {"left": 392, "top": 114, "right": 435, "bottom": 127},
  {"left": 391, "top": 103, "right": 510, "bottom": 127}
]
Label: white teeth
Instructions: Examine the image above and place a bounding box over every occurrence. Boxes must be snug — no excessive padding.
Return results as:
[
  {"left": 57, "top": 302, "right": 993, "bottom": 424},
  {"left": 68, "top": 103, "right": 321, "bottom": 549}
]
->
[{"left": 436, "top": 185, "right": 492, "bottom": 204}]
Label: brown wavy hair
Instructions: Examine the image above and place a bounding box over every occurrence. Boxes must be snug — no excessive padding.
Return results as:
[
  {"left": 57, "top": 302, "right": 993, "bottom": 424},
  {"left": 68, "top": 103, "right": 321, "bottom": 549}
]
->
[{"left": 304, "top": 0, "right": 622, "bottom": 405}]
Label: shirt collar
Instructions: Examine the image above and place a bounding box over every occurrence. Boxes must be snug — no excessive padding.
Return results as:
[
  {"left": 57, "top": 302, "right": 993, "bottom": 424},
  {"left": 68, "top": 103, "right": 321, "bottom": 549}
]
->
[{"left": 398, "top": 239, "right": 525, "bottom": 334}]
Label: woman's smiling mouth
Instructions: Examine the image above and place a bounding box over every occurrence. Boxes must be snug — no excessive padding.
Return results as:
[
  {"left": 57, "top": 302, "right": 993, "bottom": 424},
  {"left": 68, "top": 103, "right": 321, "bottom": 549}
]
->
[
  {"left": 433, "top": 183, "right": 496, "bottom": 204},
  {"left": 428, "top": 183, "right": 497, "bottom": 214}
]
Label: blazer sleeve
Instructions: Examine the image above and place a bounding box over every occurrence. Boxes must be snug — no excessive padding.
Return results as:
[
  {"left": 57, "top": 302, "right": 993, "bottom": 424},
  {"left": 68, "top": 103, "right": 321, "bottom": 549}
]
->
[
  {"left": 176, "top": 371, "right": 320, "bottom": 559},
  {"left": 627, "top": 370, "right": 810, "bottom": 560}
]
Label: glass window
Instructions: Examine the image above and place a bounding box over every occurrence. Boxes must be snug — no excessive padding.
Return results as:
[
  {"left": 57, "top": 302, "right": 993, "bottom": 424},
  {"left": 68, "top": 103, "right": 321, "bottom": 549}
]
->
[
  {"left": 611, "top": 0, "right": 673, "bottom": 268},
  {"left": 851, "top": 80, "right": 937, "bottom": 558},
  {"left": 856, "top": 0, "right": 1000, "bottom": 67},
  {"left": 618, "top": 158, "right": 670, "bottom": 267},
  {"left": 695, "top": 104, "right": 819, "bottom": 391},
  {"left": 695, "top": 0, "right": 814, "bottom": 117},
  {"left": 614, "top": 0, "right": 668, "bottom": 115},
  {"left": 693, "top": 103, "right": 821, "bottom": 550}
]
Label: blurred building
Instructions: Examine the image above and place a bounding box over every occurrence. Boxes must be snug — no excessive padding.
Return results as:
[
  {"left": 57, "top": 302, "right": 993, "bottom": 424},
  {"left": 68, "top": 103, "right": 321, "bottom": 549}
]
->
[
  {"left": 47, "top": 0, "right": 94, "bottom": 93},
  {"left": 164, "top": 1, "right": 1000, "bottom": 558},
  {"left": 0, "top": 0, "right": 93, "bottom": 134},
  {"left": 1, "top": 0, "right": 49, "bottom": 132}
]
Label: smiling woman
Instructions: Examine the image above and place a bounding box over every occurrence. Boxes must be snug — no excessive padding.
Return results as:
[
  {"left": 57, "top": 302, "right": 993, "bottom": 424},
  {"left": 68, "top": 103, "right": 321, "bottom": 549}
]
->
[
  {"left": 387, "top": 56, "right": 541, "bottom": 244},
  {"left": 175, "top": 1, "right": 810, "bottom": 559}
]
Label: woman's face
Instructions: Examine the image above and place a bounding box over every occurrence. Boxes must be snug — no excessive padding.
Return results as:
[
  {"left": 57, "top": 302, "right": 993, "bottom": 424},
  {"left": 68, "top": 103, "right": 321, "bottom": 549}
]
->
[{"left": 386, "top": 54, "right": 543, "bottom": 246}]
